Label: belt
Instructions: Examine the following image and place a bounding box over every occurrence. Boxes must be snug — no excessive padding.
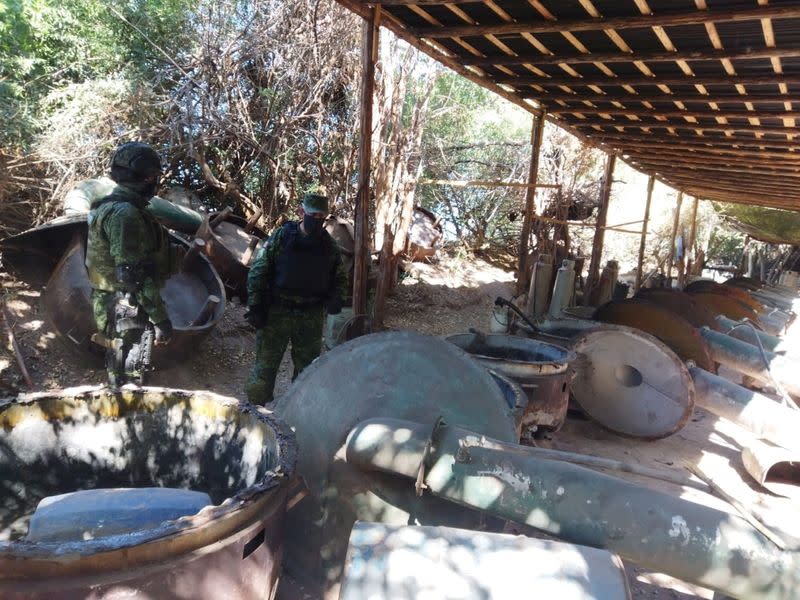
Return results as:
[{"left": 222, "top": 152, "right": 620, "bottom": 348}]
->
[{"left": 272, "top": 297, "right": 323, "bottom": 310}]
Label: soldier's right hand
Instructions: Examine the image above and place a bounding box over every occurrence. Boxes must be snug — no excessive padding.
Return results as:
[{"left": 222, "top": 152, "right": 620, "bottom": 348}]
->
[{"left": 245, "top": 306, "right": 268, "bottom": 330}]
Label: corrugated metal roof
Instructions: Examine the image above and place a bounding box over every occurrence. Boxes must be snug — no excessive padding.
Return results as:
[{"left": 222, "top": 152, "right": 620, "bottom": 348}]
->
[{"left": 338, "top": 0, "right": 800, "bottom": 210}]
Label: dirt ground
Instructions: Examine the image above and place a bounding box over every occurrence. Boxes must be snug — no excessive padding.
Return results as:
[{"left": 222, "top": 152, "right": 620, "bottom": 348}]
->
[{"left": 1, "top": 253, "right": 796, "bottom": 600}]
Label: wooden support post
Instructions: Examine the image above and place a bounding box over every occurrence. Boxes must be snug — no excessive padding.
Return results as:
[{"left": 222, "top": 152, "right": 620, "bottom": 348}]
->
[
  {"left": 584, "top": 153, "right": 616, "bottom": 305},
  {"left": 353, "top": 5, "right": 380, "bottom": 318},
  {"left": 516, "top": 112, "right": 545, "bottom": 296},
  {"left": 634, "top": 175, "right": 655, "bottom": 292},
  {"left": 666, "top": 192, "right": 684, "bottom": 284}
]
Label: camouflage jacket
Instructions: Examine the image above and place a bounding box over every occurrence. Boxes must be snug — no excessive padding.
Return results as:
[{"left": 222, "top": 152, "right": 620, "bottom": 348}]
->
[
  {"left": 85, "top": 184, "right": 174, "bottom": 324},
  {"left": 247, "top": 221, "right": 348, "bottom": 308}
]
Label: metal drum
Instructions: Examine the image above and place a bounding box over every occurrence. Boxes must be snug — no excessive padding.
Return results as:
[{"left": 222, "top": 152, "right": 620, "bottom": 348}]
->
[
  {"left": 446, "top": 332, "right": 576, "bottom": 432},
  {"left": 0, "top": 386, "right": 296, "bottom": 600}
]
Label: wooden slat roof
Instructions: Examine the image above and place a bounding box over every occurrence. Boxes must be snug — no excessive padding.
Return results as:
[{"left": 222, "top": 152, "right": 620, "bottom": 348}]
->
[{"left": 338, "top": 0, "right": 800, "bottom": 211}]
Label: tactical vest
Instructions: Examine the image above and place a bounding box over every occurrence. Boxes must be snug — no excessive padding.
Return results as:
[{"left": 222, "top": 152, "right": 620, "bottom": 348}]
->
[
  {"left": 273, "top": 222, "right": 336, "bottom": 298},
  {"left": 85, "top": 192, "right": 170, "bottom": 292}
]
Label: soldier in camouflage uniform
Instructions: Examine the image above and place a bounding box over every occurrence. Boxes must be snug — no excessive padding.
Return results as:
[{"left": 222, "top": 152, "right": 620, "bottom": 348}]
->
[
  {"left": 244, "top": 193, "right": 348, "bottom": 404},
  {"left": 86, "top": 142, "right": 177, "bottom": 385}
]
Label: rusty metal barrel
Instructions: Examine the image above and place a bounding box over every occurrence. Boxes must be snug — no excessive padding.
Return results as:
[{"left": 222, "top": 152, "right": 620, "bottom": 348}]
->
[
  {"left": 446, "top": 332, "right": 576, "bottom": 432},
  {"left": 0, "top": 386, "right": 296, "bottom": 600},
  {"left": 1, "top": 217, "right": 227, "bottom": 367}
]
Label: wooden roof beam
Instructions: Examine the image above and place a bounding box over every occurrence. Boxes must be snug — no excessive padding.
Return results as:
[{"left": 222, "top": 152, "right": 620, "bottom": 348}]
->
[
  {"left": 591, "top": 132, "right": 800, "bottom": 150},
  {"left": 615, "top": 145, "right": 800, "bottom": 161},
  {"left": 367, "top": 0, "right": 474, "bottom": 4},
  {"left": 548, "top": 106, "right": 800, "bottom": 120},
  {"left": 524, "top": 92, "right": 795, "bottom": 105},
  {"left": 623, "top": 158, "right": 800, "bottom": 176},
  {"left": 462, "top": 44, "right": 800, "bottom": 68},
  {"left": 415, "top": 5, "right": 800, "bottom": 39},
  {"left": 495, "top": 74, "right": 800, "bottom": 87},
  {"left": 571, "top": 120, "right": 797, "bottom": 136},
  {"left": 620, "top": 151, "right": 800, "bottom": 169},
  {"left": 643, "top": 171, "right": 800, "bottom": 191}
]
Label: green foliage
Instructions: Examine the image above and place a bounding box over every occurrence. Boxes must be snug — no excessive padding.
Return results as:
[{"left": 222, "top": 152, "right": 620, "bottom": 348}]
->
[
  {"left": 707, "top": 226, "right": 746, "bottom": 266},
  {"left": 0, "top": 0, "right": 196, "bottom": 148},
  {"left": 417, "top": 72, "right": 532, "bottom": 251},
  {"left": 713, "top": 202, "right": 800, "bottom": 245}
]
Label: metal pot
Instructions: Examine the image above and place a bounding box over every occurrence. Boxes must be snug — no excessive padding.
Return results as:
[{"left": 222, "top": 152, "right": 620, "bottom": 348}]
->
[{"left": 446, "top": 332, "right": 576, "bottom": 431}]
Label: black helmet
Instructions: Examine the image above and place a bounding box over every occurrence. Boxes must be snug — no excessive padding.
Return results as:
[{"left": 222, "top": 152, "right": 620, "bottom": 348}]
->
[{"left": 110, "top": 142, "right": 162, "bottom": 182}]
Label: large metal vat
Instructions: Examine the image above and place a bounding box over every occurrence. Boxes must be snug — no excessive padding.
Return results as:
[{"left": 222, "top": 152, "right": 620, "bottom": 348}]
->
[
  {"left": 0, "top": 386, "right": 296, "bottom": 599},
  {"left": 1, "top": 218, "right": 226, "bottom": 366},
  {"left": 445, "top": 332, "right": 576, "bottom": 431}
]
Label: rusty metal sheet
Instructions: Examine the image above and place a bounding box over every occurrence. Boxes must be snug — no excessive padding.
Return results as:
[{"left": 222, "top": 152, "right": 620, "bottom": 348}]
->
[
  {"left": 689, "top": 291, "right": 763, "bottom": 326},
  {"left": 407, "top": 205, "right": 443, "bottom": 262},
  {"left": 0, "top": 216, "right": 88, "bottom": 286},
  {"left": 686, "top": 280, "right": 765, "bottom": 312},
  {"left": 488, "top": 370, "right": 529, "bottom": 439},
  {"left": 594, "top": 299, "right": 716, "bottom": 371},
  {"left": 742, "top": 441, "right": 800, "bottom": 498},
  {"left": 570, "top": 324, "right": 695, "bottom": 439},
  {"left": 724, "top": 276, "right": 763, "bottom": 292},
  {"left": 39, "top": 225, "right": 226, "bottom": 367},
  {"left": 635, "top": 288, "right": 722, "bottom": 331},
  {"left": 195, "top": 214, "right": 265, "bottom": 301}
]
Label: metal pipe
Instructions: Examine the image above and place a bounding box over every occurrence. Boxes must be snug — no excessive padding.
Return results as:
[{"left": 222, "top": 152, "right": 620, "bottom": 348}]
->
[
  {"left": 700, "top": 327, "right": 800, "bottom": 398},
  {"left": 758, "top": 310, "right": 791, "bottom": 336},
  {"left": 715, "top": 315, "right": 781, "bottom": 353},
  {"left": 690, "top": 366, "right": 800, "bottom": 451},
  {"left": 346, "top": 418, "right": 800, "bottom": 600}
]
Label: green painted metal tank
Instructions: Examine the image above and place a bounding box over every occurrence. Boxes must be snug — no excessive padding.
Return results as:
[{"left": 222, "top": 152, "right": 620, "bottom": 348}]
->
[{"left": 273, "top": 331, "right": 518, "bottom": 598}]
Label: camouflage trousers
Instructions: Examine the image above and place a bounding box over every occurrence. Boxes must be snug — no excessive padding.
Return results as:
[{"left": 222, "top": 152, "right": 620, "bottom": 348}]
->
[
  {"left": 245, "top": 304, "right": 324, "bottom": 405},
  {"left": 91, "top": 289, "right": 148, "bottom": 385}
]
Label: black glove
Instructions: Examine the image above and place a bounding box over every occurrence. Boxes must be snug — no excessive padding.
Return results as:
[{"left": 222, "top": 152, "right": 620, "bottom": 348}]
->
[
  {"left": 326, "top": 296, "right": 343, "bottom": 315},
  {"left": 116, "top": 261, "right": 156, "bottom": 293},
  {"left": 154, "top": 319, "right": 173, "bottom": 345},
  {"left": 115, "top": 264, "right": 141, "bottom": 294},
  {"left": 246, "top": 305, "right": 268, "bottom": 329}
]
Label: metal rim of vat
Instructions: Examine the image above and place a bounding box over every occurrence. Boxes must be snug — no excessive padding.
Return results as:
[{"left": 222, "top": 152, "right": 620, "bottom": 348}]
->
[
  {"left": 445, "top": 333, "right": 577, "bottom": 377},
  {"left": 0, "top": 386, "right": 297, "bottom": 579}
]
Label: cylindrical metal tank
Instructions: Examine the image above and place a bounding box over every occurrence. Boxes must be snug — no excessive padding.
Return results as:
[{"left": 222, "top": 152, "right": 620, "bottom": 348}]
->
[
  {"left": 446, "top": 332, "right": 576, "bottom": 431},
  {"left": 525, "top": 253, "right": 553, "bottom": 320},
  {"left": 548, "top": 259, "right": 576, "bottom": 318},
  {"left": 0, "top": 386, "right": 296, "bottom": 600}
]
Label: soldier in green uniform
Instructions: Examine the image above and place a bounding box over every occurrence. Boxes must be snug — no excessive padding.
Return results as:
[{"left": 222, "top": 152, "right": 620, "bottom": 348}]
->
[
  {"left": 85, "top": 142, "right": 177, "bottom": 386},
  {"left": 245, "top": 193, "right": 348, "bottom": 405}
]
